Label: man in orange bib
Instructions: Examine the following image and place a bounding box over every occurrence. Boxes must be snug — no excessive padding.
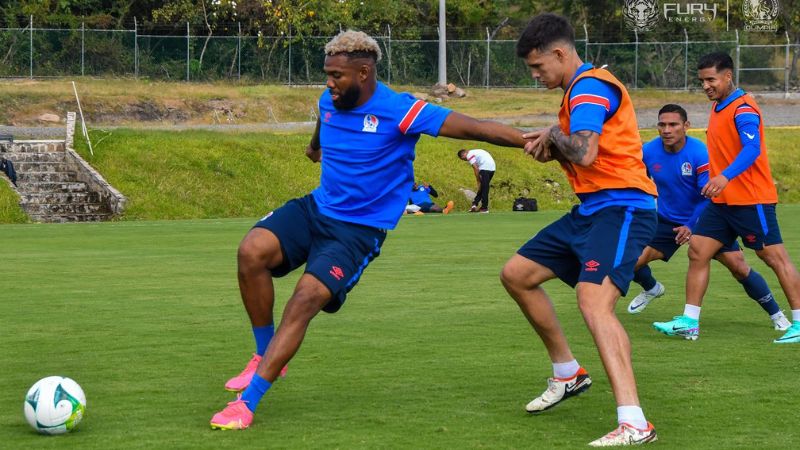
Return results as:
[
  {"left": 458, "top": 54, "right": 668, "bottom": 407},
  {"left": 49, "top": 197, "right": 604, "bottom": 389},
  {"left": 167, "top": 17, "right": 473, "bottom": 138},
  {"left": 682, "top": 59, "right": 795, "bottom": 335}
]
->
[
  {"left": 652, "top": 52, "right": 800, "bottom": 344},
  {"left": 501, "top": 13, "right": 658, "bottom": 446}
]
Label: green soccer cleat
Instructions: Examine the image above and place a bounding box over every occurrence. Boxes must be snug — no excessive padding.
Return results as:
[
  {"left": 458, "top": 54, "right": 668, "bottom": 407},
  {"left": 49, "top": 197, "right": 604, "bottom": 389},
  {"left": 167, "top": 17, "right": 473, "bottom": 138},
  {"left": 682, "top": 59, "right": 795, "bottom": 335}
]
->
[
  {"left": 774, "top": 321, "right": 800, "bottom": 344},
  {"left": 652, "top": 315, "right": 699, "bottom": 340}
]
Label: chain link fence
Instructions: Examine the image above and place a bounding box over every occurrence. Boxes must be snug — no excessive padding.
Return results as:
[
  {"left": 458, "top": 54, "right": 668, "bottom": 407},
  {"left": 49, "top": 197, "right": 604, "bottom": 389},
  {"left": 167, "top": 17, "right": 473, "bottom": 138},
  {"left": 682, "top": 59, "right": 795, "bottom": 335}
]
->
[{"left": 1, "top": 19, "right": 798, "bottom": 92}]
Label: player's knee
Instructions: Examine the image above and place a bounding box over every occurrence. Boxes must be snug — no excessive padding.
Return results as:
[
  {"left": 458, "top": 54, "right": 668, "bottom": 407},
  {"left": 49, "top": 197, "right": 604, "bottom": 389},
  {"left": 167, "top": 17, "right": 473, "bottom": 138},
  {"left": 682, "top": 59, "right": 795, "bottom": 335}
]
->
[
  {"left": 237, "top": 241, "right": 261, "bottom": 270},
  {"left": 687, "top": 245, "right": 710, "bottom": 264},
  {"left": 500, "top": 261, "right": 529, "bottom": 290}
]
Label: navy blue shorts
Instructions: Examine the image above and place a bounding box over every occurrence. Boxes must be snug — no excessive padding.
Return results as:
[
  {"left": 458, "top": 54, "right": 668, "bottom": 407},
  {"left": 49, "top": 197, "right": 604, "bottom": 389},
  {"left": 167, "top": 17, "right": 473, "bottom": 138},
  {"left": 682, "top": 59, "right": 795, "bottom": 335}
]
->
[
  {"left": 517, "top": 205, "right": 657, "bottom": 296},
  {"left": 649, "top": 214, "right": 740, "bottom": 261},
  {"left": 417, "top": 202, "right": 435, "bottom": 212},
  {"left": 253, "top": 195, "right": 386, "bottom": 313},
  {"left": 693, "top": 203, "right": 782, "bottom": 250}
]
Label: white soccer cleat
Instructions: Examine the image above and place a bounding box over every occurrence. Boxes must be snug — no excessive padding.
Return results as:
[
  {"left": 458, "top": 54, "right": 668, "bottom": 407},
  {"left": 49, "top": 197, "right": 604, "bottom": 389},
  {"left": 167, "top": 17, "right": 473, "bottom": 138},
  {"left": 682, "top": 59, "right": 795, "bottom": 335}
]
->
[
  {"left": 525, "top": 367, "right": 592, "bottom": 413},
  {"left": 772, "top": 314, "right": 792, "bottom": 331},
  {"left": 627, "top": 282, "right": 665, "bottom": 314},
  {"left": 588, "top": 422, "right": 657, "bottom": 447}
]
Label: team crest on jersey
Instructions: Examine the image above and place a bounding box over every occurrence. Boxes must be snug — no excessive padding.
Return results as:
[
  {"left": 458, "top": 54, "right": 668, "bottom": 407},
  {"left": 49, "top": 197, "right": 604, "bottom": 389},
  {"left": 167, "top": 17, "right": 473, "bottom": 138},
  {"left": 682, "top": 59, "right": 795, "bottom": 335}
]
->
[
  {"left": 362, "top": 114, "right": 379, "bottom": 132},
  {"left": 681, "top": 162, "right": 692, "bottom": 176}
]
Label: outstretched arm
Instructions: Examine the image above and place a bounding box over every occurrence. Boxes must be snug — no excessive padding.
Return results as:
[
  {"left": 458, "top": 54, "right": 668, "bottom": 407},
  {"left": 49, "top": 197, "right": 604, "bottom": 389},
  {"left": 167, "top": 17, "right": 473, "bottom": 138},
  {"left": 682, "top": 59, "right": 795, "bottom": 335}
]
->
[{"left": 437, "top": 111, "right": 526, "bottom": 148}]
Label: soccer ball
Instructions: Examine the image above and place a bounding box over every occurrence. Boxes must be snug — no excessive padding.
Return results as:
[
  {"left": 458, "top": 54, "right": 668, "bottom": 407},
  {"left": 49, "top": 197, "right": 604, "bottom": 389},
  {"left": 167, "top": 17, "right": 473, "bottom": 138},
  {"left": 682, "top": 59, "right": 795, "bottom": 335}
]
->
[{"left": 23, "top": 376, "right": 86, "bottom": 435}]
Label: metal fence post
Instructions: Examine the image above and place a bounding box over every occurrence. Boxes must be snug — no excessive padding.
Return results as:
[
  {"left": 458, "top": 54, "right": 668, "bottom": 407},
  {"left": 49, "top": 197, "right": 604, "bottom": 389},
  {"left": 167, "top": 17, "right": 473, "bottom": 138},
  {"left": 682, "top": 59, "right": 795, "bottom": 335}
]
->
[
  {"left": 583, "top": 23, "right": 589, "bottom": 60},
  {"left": 634, "top": 29, "right": 639, "bottom": 89},
  {"left": 684, "top": 28, "right": 689, "bottom": 90},
  {"left": 289, "top": 25, "right": 292, "bottom": 86},
  {"left": 238, "top": 22, "right": 242, "bottom": 81},
  {"left": 786, "top": 31, "right": 790, "bottom": 96},
  {"left": 383, "top": 25, "right": 391, "bottom": 84},
  {"left": 735, "top": 29, "right": 740, "bottom": 86},
  {"left": 30, "top": 15, "right": 33, "bottom": 79},
  {"left": 81, "top": 22, "right": 85, "bottom": 76},
  {"left": 485, "top": 27, "right": 490, "bottom": 88},
  {"left": 186, "top": 22, "right": 190, "bottom": 82},
  {"left": 134, "top": 17, "right": 139, "bottom": 78}
]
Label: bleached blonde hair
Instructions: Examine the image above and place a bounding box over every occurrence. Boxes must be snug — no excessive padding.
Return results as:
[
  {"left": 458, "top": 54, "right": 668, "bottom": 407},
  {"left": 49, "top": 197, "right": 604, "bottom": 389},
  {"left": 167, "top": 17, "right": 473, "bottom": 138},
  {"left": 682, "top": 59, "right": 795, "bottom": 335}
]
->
[{"left": 324, "top": 30, "right": 382, "bottom": 62}]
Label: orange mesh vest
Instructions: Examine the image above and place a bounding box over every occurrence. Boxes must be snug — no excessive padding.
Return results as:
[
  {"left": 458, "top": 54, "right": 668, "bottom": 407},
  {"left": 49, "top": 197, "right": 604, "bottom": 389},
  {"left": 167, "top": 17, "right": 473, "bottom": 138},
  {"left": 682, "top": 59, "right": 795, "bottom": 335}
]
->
[
  {"left": 706, "top": 94, "right": 777, "bottom": 205},
  {"left": 557, "top": 68, "right": 656, "bottom": 197}
]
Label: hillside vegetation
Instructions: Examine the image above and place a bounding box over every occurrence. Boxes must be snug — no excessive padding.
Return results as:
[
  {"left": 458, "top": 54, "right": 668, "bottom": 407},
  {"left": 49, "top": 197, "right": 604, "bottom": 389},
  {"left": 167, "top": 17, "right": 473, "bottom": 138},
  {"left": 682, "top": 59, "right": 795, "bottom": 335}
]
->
[
  {"left": 2, "top": 127, "right": 799, "bottom": 224},
  {"left": 0, "top": 79, "right": 719, "bottom": 127}
]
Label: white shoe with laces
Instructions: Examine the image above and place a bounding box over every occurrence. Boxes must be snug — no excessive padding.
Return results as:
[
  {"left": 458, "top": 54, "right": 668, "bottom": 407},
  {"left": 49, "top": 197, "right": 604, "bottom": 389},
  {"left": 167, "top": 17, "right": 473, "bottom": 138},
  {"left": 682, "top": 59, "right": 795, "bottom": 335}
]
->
[
  {"left": 627, "top": 282, "right": 665, "bottom": 314},
  {"left": 525, "top": 367, "right": 592, "bottom": 413},
  {"left": 588, "top": 422, "right": 657, "bottom": 447},
  {"left": 772, "top": 314, "right": 792, "bottom": 331}
]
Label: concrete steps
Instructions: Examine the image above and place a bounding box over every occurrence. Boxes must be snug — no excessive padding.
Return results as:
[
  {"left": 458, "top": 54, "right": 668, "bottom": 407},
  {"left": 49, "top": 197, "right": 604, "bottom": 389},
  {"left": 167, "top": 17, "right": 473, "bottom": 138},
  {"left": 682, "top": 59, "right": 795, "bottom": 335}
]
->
[
  {"left": 3, "top": 146, "right": 113, "bottom": 222},
  {"left": 1, "top": 113, "right": 126, "bottom": 223}
]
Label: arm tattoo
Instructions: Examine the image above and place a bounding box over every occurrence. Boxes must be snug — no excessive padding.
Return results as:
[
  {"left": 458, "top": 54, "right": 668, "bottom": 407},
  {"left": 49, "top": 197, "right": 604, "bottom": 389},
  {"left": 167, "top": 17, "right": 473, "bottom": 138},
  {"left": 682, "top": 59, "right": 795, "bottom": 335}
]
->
[{"left": 549, "top": 125, "right": 591, "bottom": 164}]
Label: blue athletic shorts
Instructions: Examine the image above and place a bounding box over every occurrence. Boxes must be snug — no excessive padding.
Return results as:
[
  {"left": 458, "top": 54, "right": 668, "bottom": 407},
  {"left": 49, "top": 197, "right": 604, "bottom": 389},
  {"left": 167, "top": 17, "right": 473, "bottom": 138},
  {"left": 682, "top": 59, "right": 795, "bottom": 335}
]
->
[
  {"left": 693, "top": 203, "right": 782, "bottom": 250},
  {"left": 649, "top": 214, "right": 740, "bottom": 261},
  {"left": 517, "top": 205, "right": 657, "bottom": 296},
  {"left": 253, "top": 194, "right": 386, "bottom": 313}
]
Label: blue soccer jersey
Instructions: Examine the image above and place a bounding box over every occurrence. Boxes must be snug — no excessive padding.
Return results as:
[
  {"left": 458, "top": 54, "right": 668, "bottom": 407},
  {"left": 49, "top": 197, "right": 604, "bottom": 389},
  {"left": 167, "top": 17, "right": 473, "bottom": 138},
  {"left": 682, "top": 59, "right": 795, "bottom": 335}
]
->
[
  {"left": 312, "top": 82, "right": 451, "bottom": 229},
  {"left": 409, "top": 185, "right": 434, "bottom": 206},
  {"left": 643, "top": 135, "right": 710, "bottom": 228}
]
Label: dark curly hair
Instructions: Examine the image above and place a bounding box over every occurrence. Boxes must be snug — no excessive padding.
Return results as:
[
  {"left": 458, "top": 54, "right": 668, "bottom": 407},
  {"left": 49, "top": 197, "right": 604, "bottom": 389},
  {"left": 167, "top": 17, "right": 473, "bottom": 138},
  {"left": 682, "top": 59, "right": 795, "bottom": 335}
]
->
[{"left": 516, "top": 13, "right": 575, "bottom": 58}]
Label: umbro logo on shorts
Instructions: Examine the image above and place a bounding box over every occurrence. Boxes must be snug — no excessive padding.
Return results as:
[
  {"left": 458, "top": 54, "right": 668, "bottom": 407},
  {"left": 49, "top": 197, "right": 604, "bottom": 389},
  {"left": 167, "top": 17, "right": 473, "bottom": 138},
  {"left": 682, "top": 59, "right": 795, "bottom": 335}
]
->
[
  {"left": 329, "top": 265, "right": 344, "bottom": 281},
  {"left": 584, "top": 260, "right": 600, "bottom": 272}
]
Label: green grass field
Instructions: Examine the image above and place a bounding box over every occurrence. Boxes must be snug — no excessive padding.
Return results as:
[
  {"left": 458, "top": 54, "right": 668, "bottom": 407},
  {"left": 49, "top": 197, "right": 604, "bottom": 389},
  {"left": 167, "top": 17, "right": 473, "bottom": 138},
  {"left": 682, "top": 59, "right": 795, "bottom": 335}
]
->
[
  {"left": 2, "top": 209, "right": 799, "bottom": 448},
  {"left": 3, "top": 127, "right": 800, "bottom": 224}
]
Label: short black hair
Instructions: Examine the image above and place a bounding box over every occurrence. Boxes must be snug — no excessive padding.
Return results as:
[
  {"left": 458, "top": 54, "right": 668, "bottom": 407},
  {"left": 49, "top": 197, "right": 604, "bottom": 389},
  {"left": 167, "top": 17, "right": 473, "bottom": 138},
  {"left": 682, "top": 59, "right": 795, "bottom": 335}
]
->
[
  {"left": 658, "top": 104, "right": 688, "bottom": 122},
  {"left": 697, "top": 51, "right": 734, "bottom": 72},
  {"left": 457, "top": 149, "right": 467, "bottom": 158},
  {"left": 516, "top": 13, "right": 575, "bottom": 58}
]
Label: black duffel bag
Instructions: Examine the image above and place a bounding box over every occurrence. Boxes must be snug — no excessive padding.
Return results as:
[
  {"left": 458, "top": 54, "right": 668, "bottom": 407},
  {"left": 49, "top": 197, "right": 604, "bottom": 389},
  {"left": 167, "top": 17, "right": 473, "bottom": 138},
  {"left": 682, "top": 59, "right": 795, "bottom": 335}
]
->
[{"left": 513, "top": 197, "right": 538, "bottom": 212}]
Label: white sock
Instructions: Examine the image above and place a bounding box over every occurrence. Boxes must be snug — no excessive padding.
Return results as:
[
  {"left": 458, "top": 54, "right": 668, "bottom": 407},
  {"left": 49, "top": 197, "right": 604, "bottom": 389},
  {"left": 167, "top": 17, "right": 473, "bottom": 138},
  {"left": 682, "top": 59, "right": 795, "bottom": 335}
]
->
[
  {"left": 645, "top": 282, "right": 662, "bottom": 295},
  {"left": 770, "top": 311, "right": 787, "bottom": 320},
  {"left": 552, "top": 359, "right": 580, "bottom": 379},
  {"left": 683, "top": 304, "right": 701, "bottom": 320},
  {"left": 792, "top": 309, "right": 800, "bottom": 323},
  {"left": 617, "top": 405, "right": 647, "bottom": 429}
]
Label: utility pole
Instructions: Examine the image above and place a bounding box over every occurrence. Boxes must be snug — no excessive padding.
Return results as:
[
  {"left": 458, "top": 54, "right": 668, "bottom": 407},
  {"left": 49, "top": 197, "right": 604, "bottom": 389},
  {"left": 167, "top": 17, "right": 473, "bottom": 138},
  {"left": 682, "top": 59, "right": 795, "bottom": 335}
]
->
[{"left": 437, "top": 0, "right": 446, "bottom": 86}]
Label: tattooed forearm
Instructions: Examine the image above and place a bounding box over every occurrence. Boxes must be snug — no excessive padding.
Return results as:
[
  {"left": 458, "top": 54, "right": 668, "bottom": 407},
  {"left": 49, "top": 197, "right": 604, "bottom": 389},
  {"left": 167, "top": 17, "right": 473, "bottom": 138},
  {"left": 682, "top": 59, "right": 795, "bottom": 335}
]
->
[{"left": 548, "top": 125, "right": 591, "bottom": 165}]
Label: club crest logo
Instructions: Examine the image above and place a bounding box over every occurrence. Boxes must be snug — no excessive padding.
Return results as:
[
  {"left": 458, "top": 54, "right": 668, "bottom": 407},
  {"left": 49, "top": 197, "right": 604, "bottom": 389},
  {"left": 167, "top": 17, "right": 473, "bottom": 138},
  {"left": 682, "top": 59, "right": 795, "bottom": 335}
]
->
[
  {"left": 743, "top": 0, "right": 779, "bottom": 31},
  {"left": 362, "top": 114, "right": 379, "bottom": 132},
  {"left": 624, "top": 0, "right": 660, "bottom": 31},
  {"left": 681, "top": 162, "right": 693, "bottom": 176}
]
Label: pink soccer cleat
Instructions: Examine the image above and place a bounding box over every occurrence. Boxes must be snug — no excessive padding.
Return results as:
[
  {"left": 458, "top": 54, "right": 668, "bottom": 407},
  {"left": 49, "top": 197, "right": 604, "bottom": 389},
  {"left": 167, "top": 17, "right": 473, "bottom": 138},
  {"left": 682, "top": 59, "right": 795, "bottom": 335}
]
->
[
  {"left": 225, "top": 354, "right": 261, "bottom": 392},
  {"left": 210, "top": 396, "right": 253, "bottom": 430},
  {"left": 225, "top": 354, "right": 288, "bottom": 392}
]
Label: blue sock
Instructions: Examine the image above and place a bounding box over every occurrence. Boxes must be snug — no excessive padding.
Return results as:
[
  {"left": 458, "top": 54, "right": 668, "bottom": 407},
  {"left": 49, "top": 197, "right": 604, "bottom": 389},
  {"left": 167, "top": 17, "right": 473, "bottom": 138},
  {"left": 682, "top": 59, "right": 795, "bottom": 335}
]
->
[
  {"left": 633, "top": 265, "right": 657, "bottom": 291},
  {"left": 253, "top": 324, "right": 274, "bottom": 356},
  {"left": 241, "top": 373, "right": 272, "bottom": 413},
  {"left": 739, "top": 270, "right": 780, "bottom": 315}
]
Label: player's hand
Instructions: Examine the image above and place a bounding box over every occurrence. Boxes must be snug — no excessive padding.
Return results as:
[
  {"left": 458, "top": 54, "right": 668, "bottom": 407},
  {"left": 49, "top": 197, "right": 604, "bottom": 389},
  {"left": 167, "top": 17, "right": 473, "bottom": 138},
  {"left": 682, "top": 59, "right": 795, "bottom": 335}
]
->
[
  {"left": 701, "top": 175, "right": 729, "bottom": 198},
  {"left": 522, "top": 128, "right": 553, "bottom": 162},
  {"left": 305, "top": 145, "right": 321, "bottom": 163},
  {"left": 673, "top": 226, "right": 692, "bottom": 245}
]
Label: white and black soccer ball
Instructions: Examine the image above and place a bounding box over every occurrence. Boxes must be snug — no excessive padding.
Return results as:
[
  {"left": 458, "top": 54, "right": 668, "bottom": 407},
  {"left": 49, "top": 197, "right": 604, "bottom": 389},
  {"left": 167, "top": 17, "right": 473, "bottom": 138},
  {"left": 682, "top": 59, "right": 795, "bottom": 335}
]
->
[{"left": 23, "top": 376, "right": 86, "bottom": 435}]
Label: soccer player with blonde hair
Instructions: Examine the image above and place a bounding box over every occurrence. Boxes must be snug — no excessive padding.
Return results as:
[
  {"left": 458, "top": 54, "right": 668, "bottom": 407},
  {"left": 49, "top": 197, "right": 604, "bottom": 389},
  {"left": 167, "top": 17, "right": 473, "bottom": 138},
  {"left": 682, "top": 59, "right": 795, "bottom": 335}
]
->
[{"left": 210, "top": 30, "right": 530, "bottom": 430}]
